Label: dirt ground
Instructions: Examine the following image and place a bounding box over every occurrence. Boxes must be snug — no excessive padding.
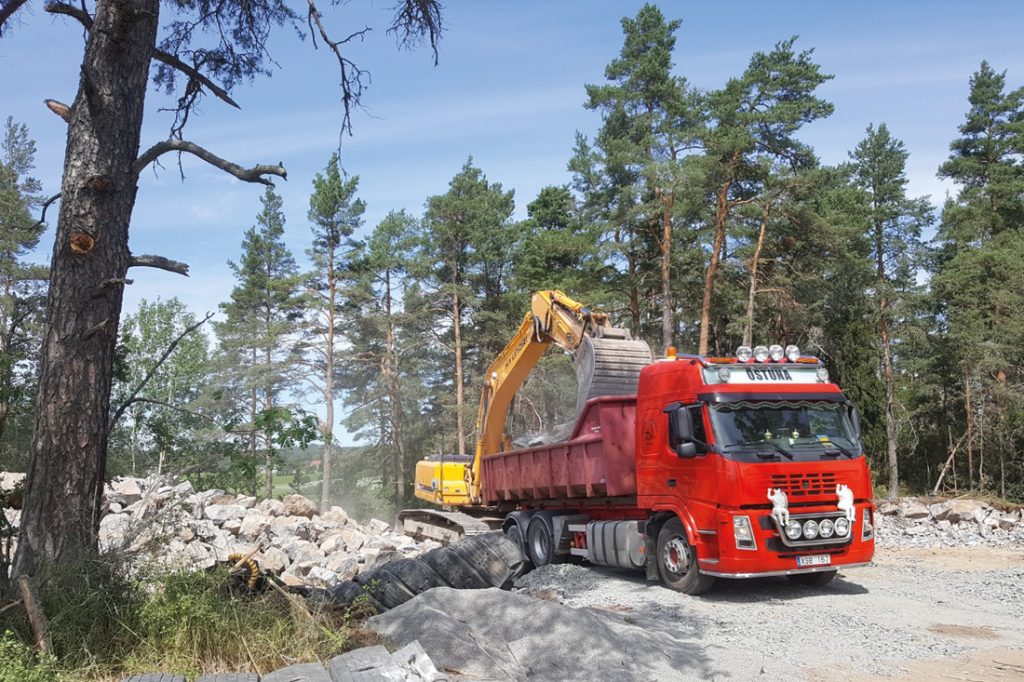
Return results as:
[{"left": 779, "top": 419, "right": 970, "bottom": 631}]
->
[{"left": 801, "top": 546, "right": 1024, "bottom": 681}]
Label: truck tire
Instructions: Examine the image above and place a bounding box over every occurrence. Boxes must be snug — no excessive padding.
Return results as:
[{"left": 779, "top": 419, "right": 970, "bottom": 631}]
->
[
  {"left": 505, "top": 523, "right": 533, "bottom": 570},
  {"left": 526, "top": 516, "right": 556, "bottom": 567},
  {"left": 787, "top": 569, "right": 837, "bottom": 587},
  {"left": 656, "top": 518, "right": 715, "bottom": 595},
  {"left": 320, "top": 532, "right": 527, "bottom": 612}
]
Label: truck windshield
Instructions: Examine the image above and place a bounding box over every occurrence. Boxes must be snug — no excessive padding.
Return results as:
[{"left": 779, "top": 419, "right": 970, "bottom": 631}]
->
[{"left": 709, "top": 400, "right": 861, "bottom": 462}]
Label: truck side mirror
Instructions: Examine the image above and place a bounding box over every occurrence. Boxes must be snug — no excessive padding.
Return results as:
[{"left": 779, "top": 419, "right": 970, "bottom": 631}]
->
[
  {"left": 850, "top": 405, "right": 862, "bottom": 441},
  {"left": 664, "top": 403, "right": 697, "bottom": 458}
]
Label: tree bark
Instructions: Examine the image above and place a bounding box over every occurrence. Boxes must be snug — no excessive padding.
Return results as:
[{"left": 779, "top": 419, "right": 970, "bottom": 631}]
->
[
  {"left": 319, "top": 246, "right": 336, "bottom": 512},
  {"left": 699, "top": 169, "right": 735, "bottom": 355},
  {"left": 876, "top": 218, "right": 900, "bottom": 497},
  {"left": 964, "top": 368, "right": 973, "bottom": 490},
  {"left": 383, "top": 269, "right": 406, "bottom": 519},
  {"left": 13, "top": 0, "right": 161, "bottom": 578},
  {"left": 743, "top": 202, "right": 771, "bottom": 348},
  {"left": 659, "top": 192, "right": 674, "bottom": 352},
  {"left": 452, "top": 286, "right": 465, "bottom": 456}
]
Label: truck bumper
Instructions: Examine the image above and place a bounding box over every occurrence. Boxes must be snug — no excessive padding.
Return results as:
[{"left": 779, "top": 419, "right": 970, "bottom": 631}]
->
[{"left": 697, "top": 503, "right": 876, "bottom": 577}]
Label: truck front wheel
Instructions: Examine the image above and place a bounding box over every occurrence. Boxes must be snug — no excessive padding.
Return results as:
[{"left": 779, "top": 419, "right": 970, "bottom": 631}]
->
[{"left": 656, "top": 518, "right": 715, "bottom": 595}]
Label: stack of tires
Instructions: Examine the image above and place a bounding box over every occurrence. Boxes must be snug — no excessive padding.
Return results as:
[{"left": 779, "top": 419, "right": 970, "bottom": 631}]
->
[{"left": 316, "top": 532, "right": 528, "bottom": 613}]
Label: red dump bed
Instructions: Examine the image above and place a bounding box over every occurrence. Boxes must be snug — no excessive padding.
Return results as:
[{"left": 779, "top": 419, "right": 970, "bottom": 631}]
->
[{"left": 481, "top": 396, "right": 637, "bottom": 505}]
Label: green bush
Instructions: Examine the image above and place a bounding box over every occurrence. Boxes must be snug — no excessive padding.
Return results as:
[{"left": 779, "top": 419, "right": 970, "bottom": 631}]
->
[
  {"left": 0, "top": 557, "right": 361, "bottom": 680},
  {"left": 0, "top": 631, "right": 62, "bottom": 682}
]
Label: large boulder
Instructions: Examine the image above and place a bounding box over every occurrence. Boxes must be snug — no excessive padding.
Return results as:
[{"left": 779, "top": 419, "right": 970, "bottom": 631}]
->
[
  {"left": 283, "top": 494, "right": 318, "bottom": 519},
  {"left": 204, "top": 504, "right": 246, "bottom": 524},
  {"left": 944, "top": 499, "right": 984, "bottom": 524},
  {"left": 239, "top": 513, "right": 272, "bottom": 542},
  {"left": 899, "top": 499, "right": 930, "bottom": 520},
  {"left": 256, "top": 498, "right": 286, "bottom": 516},
  {"left": 259, "top": 546, "right": 290, "bottom": 574}
]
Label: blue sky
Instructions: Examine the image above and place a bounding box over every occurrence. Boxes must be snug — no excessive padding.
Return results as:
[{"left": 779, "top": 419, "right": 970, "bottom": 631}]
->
[
  {"left": 4, "top": 1, "right": 1024, "bottom": 318},
  {"left": 3, "top": 1, "right": 1024, "bottom": 438}
]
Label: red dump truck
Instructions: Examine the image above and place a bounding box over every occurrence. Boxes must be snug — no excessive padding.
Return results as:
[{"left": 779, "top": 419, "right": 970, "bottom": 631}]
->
[{"left": 407, "top": 293, "right": 875, "bottom": 594}]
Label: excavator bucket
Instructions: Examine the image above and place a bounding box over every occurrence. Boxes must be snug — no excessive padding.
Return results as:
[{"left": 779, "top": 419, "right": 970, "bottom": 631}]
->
[{"left": 572, "top": 329, "right": 652, "bottom": 414}]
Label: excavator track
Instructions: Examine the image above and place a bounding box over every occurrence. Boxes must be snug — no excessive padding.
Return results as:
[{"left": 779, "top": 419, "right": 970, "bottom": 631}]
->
[
  {"left": 398, "top": 509, "right": 502, "bottom": 545},
  {"left": 573, "top": 331, "right": 653, "bottom": 414}
]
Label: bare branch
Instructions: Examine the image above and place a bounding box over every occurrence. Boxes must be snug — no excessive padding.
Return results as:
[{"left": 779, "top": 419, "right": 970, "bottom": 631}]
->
[
  {"left": 387, "top": 0, "right": 443, "bottom": 65},
  {"left": 34, "top": 193, "right": 61, "bottom": 229},
  {"left": 109, "top": 312, "right": 215, "bottom": 428},
  {"left": 306, "top": 0, "right": 370, "bottom": 137},
  {"left": 0, "top": 0, "right": 30, "bottom": 34},
  {"left": 129, "top": 254, "right": 190, "bottom": 277},
  {"left": 45, "top": 2, "right": 240, "bottom": 110},
  {"left": 44, "top": 99, "right": 71, "bottom": 122},
  {"left": 116, "top": 398, "right": 218, "bottom": 424},
  {"left": 133, "top": 139, "right": 286, "bottom": 185}
]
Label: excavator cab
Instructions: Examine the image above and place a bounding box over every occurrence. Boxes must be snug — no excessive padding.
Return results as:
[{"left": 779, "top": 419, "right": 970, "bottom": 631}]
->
[{"left": 414, "top": 454, "right": 472, "bottom": 505}]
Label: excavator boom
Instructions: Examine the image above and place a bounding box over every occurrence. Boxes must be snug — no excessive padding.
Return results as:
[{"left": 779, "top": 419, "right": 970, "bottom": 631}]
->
[{"left": 411, "top": 291, "right": 651, "bottom": 512}]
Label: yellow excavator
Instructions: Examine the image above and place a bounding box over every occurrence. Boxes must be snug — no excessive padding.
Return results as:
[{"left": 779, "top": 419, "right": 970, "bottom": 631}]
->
[{"left": 401, "top": 290, "right": 652, "bottom": 542}]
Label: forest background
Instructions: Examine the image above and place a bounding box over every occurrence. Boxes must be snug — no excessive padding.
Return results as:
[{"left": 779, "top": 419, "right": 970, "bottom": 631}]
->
[{"left": 3, "top": 1, "right": 1024, "bottom": 523}]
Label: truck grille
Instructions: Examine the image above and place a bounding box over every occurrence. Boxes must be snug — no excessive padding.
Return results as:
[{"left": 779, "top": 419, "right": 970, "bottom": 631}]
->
[{"left": 768, "top": 472, "right": 838, "bottom": 498}]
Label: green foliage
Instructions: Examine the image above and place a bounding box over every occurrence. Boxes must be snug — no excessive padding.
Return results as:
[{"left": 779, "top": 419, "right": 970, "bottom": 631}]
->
[
  {"left": 0, "top": 631, "right": 61, "bottom": 682},
  {"left": 0, "top": 558, "right": 355, "bottom": 680},
  {"left": 0, "top": 117, "right": 47, "bottom": 470},
  {"left": 108, "top": 298, "right": 212, "bottom": 478}
]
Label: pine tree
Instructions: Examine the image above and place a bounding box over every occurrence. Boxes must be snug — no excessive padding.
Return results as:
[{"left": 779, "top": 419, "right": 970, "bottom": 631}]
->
[
  {"left": 697, "top": 37, "right": 833, "bottom": 354},
  {"left": 304, "top": 154, "right": 364, "bottom": 510},
  {"left": 0, "top": 118, "right": 47, "bottom": 468},
  {"left": 420, "top": 159, "right": 515, "bottom": 456},
  {"left": 849, "top": 124, "right": 932, "bottom": 496},
  {"left": 583, "top": 4, "right": 699, "bottom": 349},
  {"left": 216, "top": 187, "right": 304, "bottom": 497},
  {"left": 933, "top": 62, "right": 1024, "bottom": 493}
]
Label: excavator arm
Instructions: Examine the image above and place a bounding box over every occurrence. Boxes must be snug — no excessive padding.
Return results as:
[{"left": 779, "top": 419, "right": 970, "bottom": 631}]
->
[{"left": 411, "top": 291, "right": 651, "bottom": 510}]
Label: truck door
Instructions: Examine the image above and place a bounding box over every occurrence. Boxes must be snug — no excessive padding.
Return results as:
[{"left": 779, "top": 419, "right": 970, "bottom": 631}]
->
[{"left": 663, "top": 403, "right": 718, "bottom": 533}]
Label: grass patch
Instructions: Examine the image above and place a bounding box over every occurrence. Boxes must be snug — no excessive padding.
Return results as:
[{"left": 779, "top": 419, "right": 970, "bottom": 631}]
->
[{"left": 0, "top": 557, "right": 369, "bottom": 681}]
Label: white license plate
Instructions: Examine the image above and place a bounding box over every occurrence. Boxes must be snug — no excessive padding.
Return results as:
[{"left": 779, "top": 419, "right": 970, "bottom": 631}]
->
[{"left": 797, "top": 554, "right": 831, "bottom": 567}]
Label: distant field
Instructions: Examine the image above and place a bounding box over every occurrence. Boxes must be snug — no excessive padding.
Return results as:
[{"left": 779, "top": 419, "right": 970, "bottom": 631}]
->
[{"left": 271, "top": 473, "right": 321, "bottom": 499}]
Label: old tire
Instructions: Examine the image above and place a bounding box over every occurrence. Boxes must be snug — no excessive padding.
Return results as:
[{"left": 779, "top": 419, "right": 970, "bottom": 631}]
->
[
  {"left": 318, "top": 532, "right": 529, "bottom": 613},
  {"left": 787, "top": 569, "right": 837, "bottom": 587},
  {"left": 656, "top": 518, "right": 715, "bottom": 596}
]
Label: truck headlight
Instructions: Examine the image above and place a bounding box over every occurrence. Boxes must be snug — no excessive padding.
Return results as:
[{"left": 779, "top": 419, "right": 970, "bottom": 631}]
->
[
  {"left": 785, "top": 520, "right": 802, "bottom": 540},
  {"left": 818, "top": 519, "right": 835, "bottom": 538},
  {"left": 834, "top": 517, "right": 850, "bottom": 537},
  {"left": 785, "top": 344, "right": 801, "bottom": 362},
  {"left": 736, "top": 346, "right": 753, "bottom": 362},
  {"left": 816, "top": 367, "right": 829, "bottom": 383},
  {"left": 733, "top": 516, "right": 756, "bottom": 550},
  {"left": 769, "top": 344, "right": 785, "bottom": 362},
  {"left": 862, "top": 508, "right": 874, "bottom": 540},
  {"left": 753, "top": 345, "right": 770, "bottom": 362},
  {"left": 717, "top": 367, "right": 731, "bottom": 382},
  {"left": 802, "top": 520, "right": 819, "bottom": 540}
]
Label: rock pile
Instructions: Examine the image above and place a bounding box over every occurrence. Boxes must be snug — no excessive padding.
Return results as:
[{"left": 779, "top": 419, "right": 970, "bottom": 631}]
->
[
  {"left": 875, "top": 497, "right": 1024, "bottom": 548},
  {"left": 5, "top": 474, "right": 437, "bottom": 588}
]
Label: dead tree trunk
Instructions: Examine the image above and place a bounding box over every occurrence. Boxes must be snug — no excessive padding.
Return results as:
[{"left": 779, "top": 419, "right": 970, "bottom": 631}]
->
[
  {"left": 743, "top": 202, "right": 771, "bottom": 348},
  {"left": 658, "top": 192, "right": 674, "bottom": 352},
  {"left": 13, "top": 0, "right": 161, "bottom": 578},
  {"left": 319, "top": 245, "right": 337, "bottom": 512}
]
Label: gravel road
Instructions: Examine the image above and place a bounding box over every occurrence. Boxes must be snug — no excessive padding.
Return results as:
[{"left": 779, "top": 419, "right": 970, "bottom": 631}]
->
[{"left": 510, "top": 542, "right": 1024, "bottom": 681}]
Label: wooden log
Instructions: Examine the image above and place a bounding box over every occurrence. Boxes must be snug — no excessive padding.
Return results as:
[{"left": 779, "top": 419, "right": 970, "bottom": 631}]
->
[{"left": 17, "top": 575, "right": 51, "bottom": 653}]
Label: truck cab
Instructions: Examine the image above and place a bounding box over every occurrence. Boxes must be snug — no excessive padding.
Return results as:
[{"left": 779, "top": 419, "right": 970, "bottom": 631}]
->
[{"left": 637, "top": 345, "right": 875, "bottom": 587}]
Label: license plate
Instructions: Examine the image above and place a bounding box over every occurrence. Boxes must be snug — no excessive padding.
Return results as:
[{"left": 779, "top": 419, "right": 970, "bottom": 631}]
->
[{"left": 797, "top": 554, "right": 831, "bottom": 567}]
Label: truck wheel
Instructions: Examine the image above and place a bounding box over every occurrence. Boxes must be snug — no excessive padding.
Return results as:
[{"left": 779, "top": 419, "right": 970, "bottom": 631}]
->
[
  {"left": 656, "top": 518, "right": 715, "bottom": 595},
  {"left": 506, "top": 523, "right": 534, "bottom": 571},
  {"left": 527, "top": 517, "right": 555, "bottom": 567},
  {"left": 787, "top": 569, "right": 837, "bottom": 587}
]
